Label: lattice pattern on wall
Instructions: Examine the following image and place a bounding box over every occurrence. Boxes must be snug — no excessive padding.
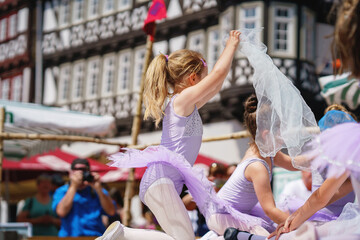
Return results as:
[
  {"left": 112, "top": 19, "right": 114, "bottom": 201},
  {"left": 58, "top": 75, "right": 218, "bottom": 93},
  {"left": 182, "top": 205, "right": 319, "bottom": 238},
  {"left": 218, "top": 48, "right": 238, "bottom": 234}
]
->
[
  {"left": 299, "top": 61, "right": 319, "bottom": 93},
  {"left": 43, "top": 0, "right": 218, "bottom": 55},
  {"left": 232, "top": 57, "right": 297, "bottom": 88}
]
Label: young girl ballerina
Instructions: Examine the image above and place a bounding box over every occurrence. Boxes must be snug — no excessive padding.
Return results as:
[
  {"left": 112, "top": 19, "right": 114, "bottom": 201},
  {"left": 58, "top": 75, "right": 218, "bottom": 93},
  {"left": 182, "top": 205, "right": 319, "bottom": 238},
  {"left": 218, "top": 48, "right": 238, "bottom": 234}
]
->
[
  {"left": 268, "top": 0, "right": 360, "bottom": 238},
  {"left": 205, "top": 94, "right": 299, "bottom": 237},
  {"left": 95, "top": 30, "right": 241, "bottom": 240}
]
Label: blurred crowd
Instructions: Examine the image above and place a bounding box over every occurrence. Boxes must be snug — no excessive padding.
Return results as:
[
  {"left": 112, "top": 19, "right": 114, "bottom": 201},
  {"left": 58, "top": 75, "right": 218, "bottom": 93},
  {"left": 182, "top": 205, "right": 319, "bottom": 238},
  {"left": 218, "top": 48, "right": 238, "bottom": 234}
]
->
[{"left": 0, "top": 157, "right": 314, "bottom": 238}]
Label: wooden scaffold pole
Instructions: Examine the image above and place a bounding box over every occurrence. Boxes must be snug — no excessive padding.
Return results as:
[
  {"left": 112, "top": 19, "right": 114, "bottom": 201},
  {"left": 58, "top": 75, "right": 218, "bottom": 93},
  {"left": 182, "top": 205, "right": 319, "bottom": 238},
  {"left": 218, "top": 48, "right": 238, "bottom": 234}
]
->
[{"left": 122, "top": 33, "right": 154, "bottom": 226}]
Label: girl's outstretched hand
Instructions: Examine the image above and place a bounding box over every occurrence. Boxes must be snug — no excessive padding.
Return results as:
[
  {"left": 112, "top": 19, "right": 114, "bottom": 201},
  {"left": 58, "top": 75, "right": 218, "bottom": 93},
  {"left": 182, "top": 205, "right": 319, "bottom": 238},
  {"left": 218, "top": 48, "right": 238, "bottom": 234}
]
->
[
  {"left": 268, "top": 211, "right": 298, "bottom": 240},
  {"left": 226, "top": 30, "right": 241, "bottom": 48}
]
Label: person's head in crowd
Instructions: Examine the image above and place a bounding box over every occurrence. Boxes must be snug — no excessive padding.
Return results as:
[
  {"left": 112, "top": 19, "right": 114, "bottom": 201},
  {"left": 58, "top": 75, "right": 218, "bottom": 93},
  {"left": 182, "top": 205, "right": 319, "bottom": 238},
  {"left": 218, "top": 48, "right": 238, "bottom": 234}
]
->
[
  {"left": 109, "top": 187, "right": 124, "bottom": 208},
  {"left": 324, "top": 103, "right": 358, "bottom": 122},
  {"left": 208, "top": 162, "right": 227, "bottom": 191},
  {"left": 36, "top": 174, "right": 52, "bottom": 196},
  {"left": 70, "top": 158, "right": 93, "bottom": 190},
  {"left": 50, "top": 174, "right": 65, "bottom": 193},
  {"left": 226, "top": 163, "right": 238, "bottom": 179},
  {"left": 319, "top": 109, "right": 357, "bottom": 132}
]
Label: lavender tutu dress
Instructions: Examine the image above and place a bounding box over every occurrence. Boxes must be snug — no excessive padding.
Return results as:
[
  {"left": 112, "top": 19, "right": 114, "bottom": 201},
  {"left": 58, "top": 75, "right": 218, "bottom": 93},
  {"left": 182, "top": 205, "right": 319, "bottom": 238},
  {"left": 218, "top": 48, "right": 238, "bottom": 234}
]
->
[
  {"left": 217, "top": 158, "right": 276, "bottom": 232},
  {"left": 108, "top": 95, "right": 271, "bottom": 231},
  {"left": 302, "top": 122, "right": 360, "bottom": 237}
]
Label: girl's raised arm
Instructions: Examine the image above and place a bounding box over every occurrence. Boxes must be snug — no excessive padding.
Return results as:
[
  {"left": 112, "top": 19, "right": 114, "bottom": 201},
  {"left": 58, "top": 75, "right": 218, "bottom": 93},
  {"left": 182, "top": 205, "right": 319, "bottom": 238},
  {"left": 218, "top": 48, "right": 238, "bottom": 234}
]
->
[{"left": 175, "top": 30, "right": 241, "bottom": 114}]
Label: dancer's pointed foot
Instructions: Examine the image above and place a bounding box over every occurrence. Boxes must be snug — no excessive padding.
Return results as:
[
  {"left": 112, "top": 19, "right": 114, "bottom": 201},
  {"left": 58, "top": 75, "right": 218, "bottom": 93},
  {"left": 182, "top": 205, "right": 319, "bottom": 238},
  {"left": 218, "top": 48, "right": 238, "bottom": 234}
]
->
[{"left": 95, "top": 221, "right": 124, "bottom": 240}]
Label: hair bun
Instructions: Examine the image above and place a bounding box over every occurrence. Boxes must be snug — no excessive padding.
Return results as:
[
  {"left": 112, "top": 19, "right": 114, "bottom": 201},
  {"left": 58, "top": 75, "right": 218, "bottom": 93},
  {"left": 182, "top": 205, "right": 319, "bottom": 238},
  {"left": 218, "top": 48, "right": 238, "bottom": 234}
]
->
[{"left": 245, "top": 94, "right": 258, "bottom": 113}]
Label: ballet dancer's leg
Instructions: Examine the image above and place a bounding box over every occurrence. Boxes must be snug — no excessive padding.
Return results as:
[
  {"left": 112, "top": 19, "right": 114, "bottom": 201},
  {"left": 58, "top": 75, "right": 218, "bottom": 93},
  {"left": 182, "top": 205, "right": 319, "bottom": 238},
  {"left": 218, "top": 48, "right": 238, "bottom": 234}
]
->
[
  {"left": 96, "top": 178, "right": 194, "bottom": 240},
  {"left": 207, "top": 213, "right": 269, "bottom": 236},
  {"left": 144, "top": 178, "right": 195, "bottom": 240}
]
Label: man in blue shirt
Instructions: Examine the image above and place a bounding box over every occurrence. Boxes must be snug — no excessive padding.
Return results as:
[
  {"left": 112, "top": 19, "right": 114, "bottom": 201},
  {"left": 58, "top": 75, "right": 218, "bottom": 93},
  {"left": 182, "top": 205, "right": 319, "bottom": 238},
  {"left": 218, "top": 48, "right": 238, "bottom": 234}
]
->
[{"left": 52, "top": 158, "right": 115, "bottom": 237}]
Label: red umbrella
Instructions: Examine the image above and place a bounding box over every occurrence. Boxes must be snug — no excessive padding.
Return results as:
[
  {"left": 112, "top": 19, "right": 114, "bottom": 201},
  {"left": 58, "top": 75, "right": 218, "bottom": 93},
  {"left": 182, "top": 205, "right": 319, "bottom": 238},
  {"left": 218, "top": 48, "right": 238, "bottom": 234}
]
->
[{"left": 3, "top": 150, "right": 226, "bottom": 182}]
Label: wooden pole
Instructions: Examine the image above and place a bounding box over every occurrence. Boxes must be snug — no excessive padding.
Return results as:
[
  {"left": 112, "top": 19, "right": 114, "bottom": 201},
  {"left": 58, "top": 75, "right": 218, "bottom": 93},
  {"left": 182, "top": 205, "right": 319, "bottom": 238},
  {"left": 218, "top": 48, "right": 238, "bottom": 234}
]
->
[
  {"left": 0, "top": 132, "right": 126, "bottom": 146},
  {"left": 122, "top": 34, "right": 154, "bottom": 226}
]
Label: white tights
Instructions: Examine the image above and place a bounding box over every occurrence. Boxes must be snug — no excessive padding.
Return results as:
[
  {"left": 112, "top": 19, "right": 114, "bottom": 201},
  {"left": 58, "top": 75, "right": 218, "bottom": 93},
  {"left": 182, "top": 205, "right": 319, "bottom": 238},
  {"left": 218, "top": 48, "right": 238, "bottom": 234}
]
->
[
  {"left": 207, "top": 213, "right": 269, "bottom": 236},
  {"left": 120, "top": 178, "right": 195, "bottom": 240}
]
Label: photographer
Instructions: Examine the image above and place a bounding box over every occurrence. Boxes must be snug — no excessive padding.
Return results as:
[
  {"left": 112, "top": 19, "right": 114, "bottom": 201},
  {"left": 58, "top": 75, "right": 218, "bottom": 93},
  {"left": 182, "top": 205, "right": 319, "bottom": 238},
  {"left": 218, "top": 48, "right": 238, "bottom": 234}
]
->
[{"left": 52, "top": 158, "right": 115, "bottom": 237}]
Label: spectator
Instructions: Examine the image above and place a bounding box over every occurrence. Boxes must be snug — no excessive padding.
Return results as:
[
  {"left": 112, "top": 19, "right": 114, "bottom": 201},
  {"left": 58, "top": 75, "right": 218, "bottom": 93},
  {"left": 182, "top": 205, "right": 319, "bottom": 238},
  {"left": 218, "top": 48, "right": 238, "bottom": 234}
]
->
[
  {"left": 50, "top": 174, "right": 65, "bottom": 197},
  {"left": 105, "top": 187, "right": 124, "bottom": 226},
  {"left": 208, "top": 162, "right": 227, "bottom": 192},
  {"left": 52, "top": 158, "right": 115, "bottom": 237},
  {"left": 17, "top": 174, "right": 60, "bottom": 236},
  {"left": 278, "top": 171, "right": 312, "bottom": 203},
  {"left": 226, "top": 163, "right": 238, "bottom": 179},
  {"left": 182, "top": 162, "right": 228, "bottom": 237}
]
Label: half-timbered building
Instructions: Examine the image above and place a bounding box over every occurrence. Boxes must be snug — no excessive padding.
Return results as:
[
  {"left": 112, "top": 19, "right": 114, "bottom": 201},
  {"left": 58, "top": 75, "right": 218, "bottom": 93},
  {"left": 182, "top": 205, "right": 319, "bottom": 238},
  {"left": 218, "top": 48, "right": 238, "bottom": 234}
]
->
[
  {"left": 41, "top": 0, "right": 334, "bottom": 163},
  {"left": 0, "top": 0, "right": 36, "bottom": 103}
]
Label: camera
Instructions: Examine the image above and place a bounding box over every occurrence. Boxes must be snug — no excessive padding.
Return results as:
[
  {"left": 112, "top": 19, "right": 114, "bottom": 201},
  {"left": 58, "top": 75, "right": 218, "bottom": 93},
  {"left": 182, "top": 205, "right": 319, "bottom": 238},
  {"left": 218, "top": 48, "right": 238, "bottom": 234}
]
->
[{"left": 82, "top": 171, "right": 94, "bottom": 182}]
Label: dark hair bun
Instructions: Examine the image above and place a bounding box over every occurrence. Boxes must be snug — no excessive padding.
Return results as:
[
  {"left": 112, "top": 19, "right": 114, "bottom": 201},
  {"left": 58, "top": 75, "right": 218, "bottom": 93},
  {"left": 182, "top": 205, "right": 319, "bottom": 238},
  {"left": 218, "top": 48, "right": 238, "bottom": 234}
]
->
[{"left": 245, "top": 94, "right": 258, "bottom": 114}]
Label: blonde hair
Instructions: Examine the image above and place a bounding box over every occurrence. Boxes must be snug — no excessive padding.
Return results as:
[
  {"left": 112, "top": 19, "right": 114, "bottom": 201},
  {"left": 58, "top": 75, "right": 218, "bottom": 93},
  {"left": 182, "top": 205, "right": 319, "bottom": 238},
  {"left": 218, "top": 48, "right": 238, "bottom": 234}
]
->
[
  {"left": 143, "top": 49, "right": 206, "bottom": 127},
  {"left": 325, "top": 103, "right": 358, "bottom": 121},
  {"left": 332, "top": 0, "right": 360, "bottom": 77}
]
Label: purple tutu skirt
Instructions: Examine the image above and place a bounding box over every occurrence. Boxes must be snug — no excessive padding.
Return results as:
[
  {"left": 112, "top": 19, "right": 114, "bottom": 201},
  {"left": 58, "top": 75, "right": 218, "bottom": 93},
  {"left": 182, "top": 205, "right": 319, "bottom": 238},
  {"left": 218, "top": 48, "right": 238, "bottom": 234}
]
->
[
  {"left": 108, "top": 145, "right": 274, "bottom": 232},
  {"left": 304, "top": 122, "right": 360, "bottom": 179},
  {"left": 278, "top": 196, "right": 339, "bottom": 222}
]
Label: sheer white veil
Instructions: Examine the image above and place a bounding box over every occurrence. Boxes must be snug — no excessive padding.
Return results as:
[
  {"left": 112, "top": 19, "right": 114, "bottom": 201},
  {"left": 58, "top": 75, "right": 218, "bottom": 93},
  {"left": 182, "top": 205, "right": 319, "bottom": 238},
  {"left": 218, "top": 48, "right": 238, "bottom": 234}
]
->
[{"left": 237, "top": 28, "right": 318, "bottom": 159}]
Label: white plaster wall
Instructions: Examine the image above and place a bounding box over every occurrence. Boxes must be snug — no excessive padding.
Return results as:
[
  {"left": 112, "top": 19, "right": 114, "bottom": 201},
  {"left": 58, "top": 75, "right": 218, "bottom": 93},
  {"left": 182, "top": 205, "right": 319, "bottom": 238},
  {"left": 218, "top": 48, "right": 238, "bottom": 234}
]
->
[{"left": 315, "top": 23, "right": 334, "bottom": 75}]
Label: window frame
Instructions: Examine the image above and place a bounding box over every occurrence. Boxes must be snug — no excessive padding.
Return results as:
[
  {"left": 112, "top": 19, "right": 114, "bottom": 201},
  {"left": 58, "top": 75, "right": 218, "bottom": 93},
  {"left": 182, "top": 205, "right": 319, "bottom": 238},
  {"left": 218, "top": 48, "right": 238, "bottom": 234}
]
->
[
  {"left": 8, "top": 13, "right": 17, "bottom": 38},
  {"left": 58, "top": 64, "right": 72, "bottom": 105},
  {"left": 206, "top": 26, "right": 220, "bottom": 72},
  {"left": 11, "top": 75, "right": 22, "bottom": 102},
  {"left": 268, "top": 3, "right": 297, "bottom": 58},
  {"left": 59, "top": 0, "right": 71, "bottom": 27},
  {"left": 87, "top": 0, "right": 100, "bottom": 20},
  {"left": 101, "top": 53, "right": 117, "bottom": 97},
  {"left": 71, "top": 60, "right": 85, "bottom": 102},
  {"left": 300, "top": 7, "right": 315, "bottom": 61},
  {"left": 118, "top": 0, "right": 132, "bottom": 12},
  {"left": 0, "top": 18, "right": 7, "bottom": 42},
  {"left": 132, "top": 45, "right": 146, "bottom": 92},
  {"left": 1, "top": 78, "right": 10, "bottom": 100},
  {"left": 117, "top": 49, "right": 133, "bottom": 94},
  {"left": 72, "top": 0, "right": 85, "bottom": 24},
  {"left": 187, "top": 29, "right": 206, "bottom": 56},
  {"left": 102, "top": 0, "right": 115, "bottom": 15},
  {"left": 86, "top": 56, "right": 101, "bottom": 100}
]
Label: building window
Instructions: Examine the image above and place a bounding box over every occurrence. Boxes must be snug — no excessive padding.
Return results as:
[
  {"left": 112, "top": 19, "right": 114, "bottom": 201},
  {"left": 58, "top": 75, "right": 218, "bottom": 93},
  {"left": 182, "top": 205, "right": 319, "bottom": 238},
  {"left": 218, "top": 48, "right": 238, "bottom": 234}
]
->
[
  {"left": 238, "top": 3, "right": 263, "bottom": 30},
  {"left": 86, "top": 58, "right": 100, "bottom": 99},
  {"left": 301, "top": 8, "right": 315, "bottom": 61},
  {"left": 12, "top": 75, "right": 22, "bottom": 101},
  {"left": 8, "top": 14, "right": 17, "bottom": 38},
  {"left": 58, "top": 65, "right": 71, "bottom": 104},
  {"left": 102, "top": 54, "right": 116, "bottom": 97},
  {"left": 118, "top": 0, "right": 132, "bottom": 11},
  {"left": 207, "top": 27, "right": 220, "bottom": 71},
  {"left": 1, "top": 79, "right": 9, "bottom": 100},
  {"left": 272, "top": 5, "right": 295, "bottom": 55},
  {"left": 72, "top": 0, "right": 84, "bottom": 23},
  {"left": 59, "top": 0, "right": 70, "bottom": 26},
  {"left": 72, "top": 61, "right": 85, "bottom": 101},
  {"left": 117, "top": 50, "right": 132, "bottom": 94},
  {"left": 88, "top": 0, "right": 100, "bottom": 19},
  {"left": 17, "top": 8, "right": 29, "bottom": 33},
  {"left": 187, "top": 30, "right": 205, "bottom": 55},
  {"left": 103, "top": 0, "right": 114, "bottom": 14},
  {"left": 133, "top": 46, "right": 145, "bottom": 92},
  {"left": 0, "top": 18, "right": 6, "bottom": 42}
]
